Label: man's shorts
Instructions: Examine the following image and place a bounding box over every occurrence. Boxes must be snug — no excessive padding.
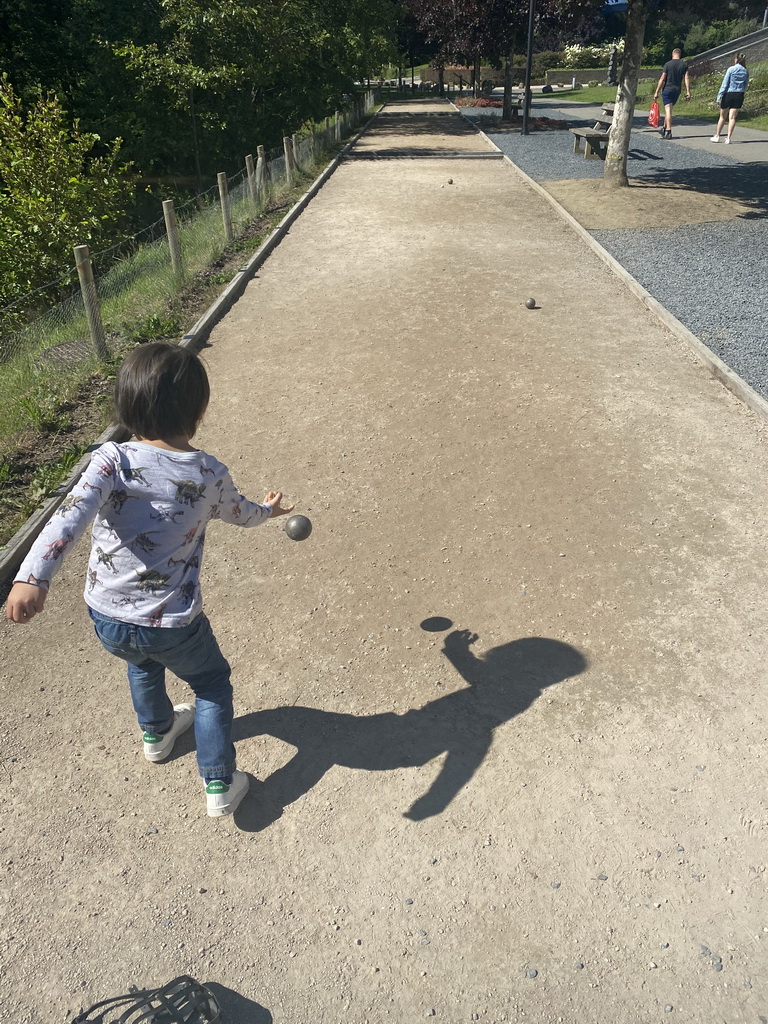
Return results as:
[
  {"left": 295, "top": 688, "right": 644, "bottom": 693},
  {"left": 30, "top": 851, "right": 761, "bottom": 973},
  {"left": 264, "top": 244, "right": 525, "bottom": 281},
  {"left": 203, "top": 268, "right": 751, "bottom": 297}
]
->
[
  {"left": 661, "top": 86, "right": 680, "bottom": 106},
  {"left": 720, "top": 91, "right": 745, "bottom": 109}
]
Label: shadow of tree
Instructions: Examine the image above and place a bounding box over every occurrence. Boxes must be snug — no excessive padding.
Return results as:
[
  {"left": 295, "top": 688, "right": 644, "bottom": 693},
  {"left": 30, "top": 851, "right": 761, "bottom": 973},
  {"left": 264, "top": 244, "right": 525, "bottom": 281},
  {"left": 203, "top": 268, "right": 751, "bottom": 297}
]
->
[
  {"left": 630, "top": 161, "right": 768, "bottom": 216},
  {"left": 233, "top": 631, "right": 587, "bottom": 832}
]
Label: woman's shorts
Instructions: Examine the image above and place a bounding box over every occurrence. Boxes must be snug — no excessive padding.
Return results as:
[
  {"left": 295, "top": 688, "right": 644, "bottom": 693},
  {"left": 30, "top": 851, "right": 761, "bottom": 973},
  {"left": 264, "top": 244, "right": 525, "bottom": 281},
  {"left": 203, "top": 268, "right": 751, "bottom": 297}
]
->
[
  {"left": 720, "top": 91, "right": 744, "bottom": 109},
  {"left": 661, "top": 86, "right": 680, "bottom": 106}
]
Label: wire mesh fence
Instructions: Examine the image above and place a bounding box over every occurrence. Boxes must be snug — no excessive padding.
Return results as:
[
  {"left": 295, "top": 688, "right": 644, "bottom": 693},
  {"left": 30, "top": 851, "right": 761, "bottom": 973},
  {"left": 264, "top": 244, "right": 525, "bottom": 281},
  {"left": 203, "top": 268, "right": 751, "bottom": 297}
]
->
[{"left": 0, "top": 91, "right": 378, "bottom": 461}]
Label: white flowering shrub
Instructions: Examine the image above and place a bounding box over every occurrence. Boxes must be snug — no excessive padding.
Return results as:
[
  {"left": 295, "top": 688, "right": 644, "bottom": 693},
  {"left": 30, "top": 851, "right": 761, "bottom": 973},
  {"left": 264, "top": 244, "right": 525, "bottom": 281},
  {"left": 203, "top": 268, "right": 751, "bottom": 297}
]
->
[{"left": 562, "top": 40, "right": 624, "bottom": 69}]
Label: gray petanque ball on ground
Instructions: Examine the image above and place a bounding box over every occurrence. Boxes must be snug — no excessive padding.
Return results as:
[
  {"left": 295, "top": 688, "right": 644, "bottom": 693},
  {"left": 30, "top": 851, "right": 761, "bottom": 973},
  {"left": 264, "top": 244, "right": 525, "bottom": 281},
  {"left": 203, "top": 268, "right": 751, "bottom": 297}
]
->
[
  {"left": 525, "top": 297, "right": 536, "bottom": 309},
  {"left": 284, "top": 514, "right": 313, "bottom": 541}
]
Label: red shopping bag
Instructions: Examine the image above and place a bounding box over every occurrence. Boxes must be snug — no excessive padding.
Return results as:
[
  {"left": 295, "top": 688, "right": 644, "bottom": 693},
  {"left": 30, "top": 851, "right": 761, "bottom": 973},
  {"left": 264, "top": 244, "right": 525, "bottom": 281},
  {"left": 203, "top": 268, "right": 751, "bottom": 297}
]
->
[{"left": 648, "top": 100, "right": 660, "bottom": 128}]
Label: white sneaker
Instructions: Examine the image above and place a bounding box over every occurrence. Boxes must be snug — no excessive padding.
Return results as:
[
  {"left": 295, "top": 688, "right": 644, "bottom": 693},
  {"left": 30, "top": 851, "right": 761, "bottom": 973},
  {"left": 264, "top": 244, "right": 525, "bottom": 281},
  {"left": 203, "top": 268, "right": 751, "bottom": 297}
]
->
[
  {"left": 724, "top": 138, "right": 730, "bottom": 144},
  {"left": 709, "top": 135, "right": 720, "bottom": 142},
  {"left": 142, "top": 703, "right": 195, "bottom": 761},
  {"left": 205, "top": 770, "right": 249, "bottom": 817}
]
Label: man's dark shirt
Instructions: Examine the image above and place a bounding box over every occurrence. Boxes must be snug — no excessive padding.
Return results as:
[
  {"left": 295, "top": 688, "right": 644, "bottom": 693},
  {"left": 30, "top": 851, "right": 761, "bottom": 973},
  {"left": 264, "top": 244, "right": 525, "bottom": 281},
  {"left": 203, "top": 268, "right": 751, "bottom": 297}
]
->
[{"left": 662, "top": 59, "right": 688, "bottom": 90}]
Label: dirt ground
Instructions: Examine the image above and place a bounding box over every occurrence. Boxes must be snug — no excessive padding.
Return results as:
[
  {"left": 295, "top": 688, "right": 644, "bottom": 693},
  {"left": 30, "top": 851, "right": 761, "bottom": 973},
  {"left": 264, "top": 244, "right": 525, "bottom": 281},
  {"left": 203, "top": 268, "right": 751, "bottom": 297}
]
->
[
  {"left": 3, "top": 100, "right": 768, "bottom": 1024},
  {"left": 542, "top": 177, "right": 755, "bottom": 229}
]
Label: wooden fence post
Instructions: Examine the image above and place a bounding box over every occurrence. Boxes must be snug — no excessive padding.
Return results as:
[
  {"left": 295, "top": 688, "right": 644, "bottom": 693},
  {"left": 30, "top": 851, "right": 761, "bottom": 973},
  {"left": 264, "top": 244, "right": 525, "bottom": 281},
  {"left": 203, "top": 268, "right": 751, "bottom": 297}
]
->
[
  {"left": 162, "top": 199, "right": 183, "bottom": 281},
  {"left": 245, "top": 153, "right": 258, "bottom": 205},
  {"left": 73, "top": 244, "right": 108, "bottom": 361},
  {"left": 256, "top": 145, "right": 266, "bottom": 196},
  {"left": 334, "top": 110, "right": 341, "bottom": 142},
  {"left": 217, "top": 172, "right": 234, "bottom": 243},
  {"left": 283, "top": 137, "right": 294, "bottom": 186}
]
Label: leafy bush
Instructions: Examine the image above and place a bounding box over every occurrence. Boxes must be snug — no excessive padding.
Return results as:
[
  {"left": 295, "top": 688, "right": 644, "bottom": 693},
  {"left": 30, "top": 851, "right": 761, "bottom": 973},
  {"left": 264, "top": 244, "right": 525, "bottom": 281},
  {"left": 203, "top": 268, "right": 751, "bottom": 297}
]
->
[
  {"left": 562, "top": 40, "right": 624, "bottom": 69},
  {"left": 645, "top": 16, "right": 761, "bottom": 64},
  {"left": 685, "top": 18, "right": 760, "bottom": 57},
  {"left": 0, "top": 77, "right": 134, "bottom": 316},
  {"left": 531, "top": 51, "right": 565, "bottom": 78}
]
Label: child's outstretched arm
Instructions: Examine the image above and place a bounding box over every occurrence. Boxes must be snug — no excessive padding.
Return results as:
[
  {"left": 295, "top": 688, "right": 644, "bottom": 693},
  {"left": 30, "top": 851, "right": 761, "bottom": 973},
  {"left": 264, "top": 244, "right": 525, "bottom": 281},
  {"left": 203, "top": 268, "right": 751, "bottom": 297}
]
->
[
  {"left": 214, "top": 472, "right": 294, "bottom": 526},
  {"left": 6, "top": 582, "right": 48, "bottom": 622},
  {"left": 4, "top": 446, "right": 117, "bottom": 624}
]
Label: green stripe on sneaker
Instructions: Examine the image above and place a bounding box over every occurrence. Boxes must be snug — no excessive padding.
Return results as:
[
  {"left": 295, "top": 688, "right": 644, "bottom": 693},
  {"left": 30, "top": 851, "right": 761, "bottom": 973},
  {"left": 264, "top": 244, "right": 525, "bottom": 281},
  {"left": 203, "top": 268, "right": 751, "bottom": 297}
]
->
[
  {"left": 143, "top": 732, "right": 162, "bottom": 743},
  {"left": 205, "top": 780, "right": 229, "bottom": 794}
]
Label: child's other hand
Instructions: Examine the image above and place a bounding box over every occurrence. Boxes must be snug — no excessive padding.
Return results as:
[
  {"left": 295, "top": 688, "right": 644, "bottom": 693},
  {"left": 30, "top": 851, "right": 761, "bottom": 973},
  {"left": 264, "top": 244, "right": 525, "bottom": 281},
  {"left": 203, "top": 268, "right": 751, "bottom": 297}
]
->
[
  {"left": 6, "top": 582, "right": 47, "bottom": 623},
  {"left": 264, "top": 491, "right": 295, "bottom": 518}
]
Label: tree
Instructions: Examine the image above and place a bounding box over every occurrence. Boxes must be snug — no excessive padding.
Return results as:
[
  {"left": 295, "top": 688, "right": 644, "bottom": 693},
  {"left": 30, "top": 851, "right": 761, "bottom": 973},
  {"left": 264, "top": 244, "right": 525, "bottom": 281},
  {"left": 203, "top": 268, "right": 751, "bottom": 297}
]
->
[
  {"left": 603, "top": 0, "right": 649, "bottom": 188},
  {"left": 0, "top": 77, "right": 133, "bottom": 313},
  {"left": 602, "top": 0, "right": 753, "bottom": 188}
]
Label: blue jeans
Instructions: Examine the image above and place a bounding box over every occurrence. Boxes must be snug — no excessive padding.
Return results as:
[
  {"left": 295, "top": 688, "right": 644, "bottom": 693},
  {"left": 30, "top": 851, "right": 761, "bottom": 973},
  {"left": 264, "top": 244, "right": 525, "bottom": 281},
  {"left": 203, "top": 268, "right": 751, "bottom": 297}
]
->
[{"left": 89, "top": 609, "right": 235, "bottom": 779}]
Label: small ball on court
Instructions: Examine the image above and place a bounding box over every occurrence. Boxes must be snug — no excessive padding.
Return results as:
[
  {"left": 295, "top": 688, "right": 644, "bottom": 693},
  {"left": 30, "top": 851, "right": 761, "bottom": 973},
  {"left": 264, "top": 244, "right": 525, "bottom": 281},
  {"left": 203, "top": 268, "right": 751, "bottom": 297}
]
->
[
  {"left": 447, "top": 177, "right": 453, "bottom": 184},
  {"left": 525, "top": 297, "right": 536, "bottom": 309},
  {"left": 284, "top": 514, "right": 312, "bottom": 541}
]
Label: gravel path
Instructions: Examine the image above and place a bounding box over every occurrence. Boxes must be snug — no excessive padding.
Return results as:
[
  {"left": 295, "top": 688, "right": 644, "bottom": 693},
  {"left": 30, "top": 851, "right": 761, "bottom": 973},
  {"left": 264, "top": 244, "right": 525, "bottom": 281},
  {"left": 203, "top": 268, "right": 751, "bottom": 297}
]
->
[{"left": 463, "top": 104, "right": 768, "bottom": 400}]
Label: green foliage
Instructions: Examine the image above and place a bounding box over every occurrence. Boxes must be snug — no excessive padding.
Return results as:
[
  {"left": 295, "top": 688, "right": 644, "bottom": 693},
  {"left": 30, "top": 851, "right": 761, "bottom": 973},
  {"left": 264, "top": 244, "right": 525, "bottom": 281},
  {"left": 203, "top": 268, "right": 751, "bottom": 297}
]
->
[
  {"left": 29, "top": 445, "right": 84, "bottom": 503},
  {"left": 683, "top": 18, "right": 760, "bottom": 58},
  {"left": 0, "top": 77, "right": 134, "bottom": 313},
  {"left": 124, "top": 311, "right": 182, "bottom": 343},
  {"left": 644, "top": 15, "right": 761, "bottom": 64}
]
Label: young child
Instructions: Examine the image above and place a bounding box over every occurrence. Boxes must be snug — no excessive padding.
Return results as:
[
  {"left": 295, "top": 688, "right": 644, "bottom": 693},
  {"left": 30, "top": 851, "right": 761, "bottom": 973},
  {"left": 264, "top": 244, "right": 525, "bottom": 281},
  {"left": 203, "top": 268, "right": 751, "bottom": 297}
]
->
[{"left": 5, "top": 342, "right": 294, "bottom": 817}]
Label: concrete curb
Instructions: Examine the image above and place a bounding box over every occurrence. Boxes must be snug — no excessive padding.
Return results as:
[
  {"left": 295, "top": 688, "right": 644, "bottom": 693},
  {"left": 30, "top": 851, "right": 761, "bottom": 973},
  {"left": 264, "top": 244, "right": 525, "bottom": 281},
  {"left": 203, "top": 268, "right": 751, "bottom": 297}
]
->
[
  {"left": 469, "top": 119, "right": 768, "bottom": 427},
  {"left": 0, "top": 120, "right": 372, "bottom": 587}
]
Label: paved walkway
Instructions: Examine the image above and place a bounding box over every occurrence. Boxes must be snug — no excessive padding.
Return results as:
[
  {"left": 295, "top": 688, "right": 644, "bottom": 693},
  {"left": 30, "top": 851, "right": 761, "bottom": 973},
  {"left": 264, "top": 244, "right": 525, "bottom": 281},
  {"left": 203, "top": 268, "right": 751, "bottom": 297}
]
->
[
  {"left": 563, "top": 98, "right": 768, "bottom": 162},
  {"left": 3, "top": 100, "right": 768, "bottom": 1024}
]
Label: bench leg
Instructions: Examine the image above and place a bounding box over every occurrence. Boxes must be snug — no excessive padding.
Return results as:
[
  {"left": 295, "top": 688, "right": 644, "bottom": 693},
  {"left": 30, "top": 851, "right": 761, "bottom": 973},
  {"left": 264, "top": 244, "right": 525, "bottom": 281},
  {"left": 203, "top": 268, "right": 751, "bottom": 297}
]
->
[
  {"left": 585, "top": 139, "right": 605, "bottom": 160},
  {"left": 572, "top": 134, "right": 582, "bottom": 154}
]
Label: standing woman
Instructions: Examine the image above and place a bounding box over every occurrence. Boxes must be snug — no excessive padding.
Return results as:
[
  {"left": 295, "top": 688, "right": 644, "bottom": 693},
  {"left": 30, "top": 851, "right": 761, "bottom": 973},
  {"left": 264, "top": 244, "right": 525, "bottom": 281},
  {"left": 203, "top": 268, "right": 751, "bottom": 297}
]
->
[{"left": 711, "top": 53, "right": 749, "bottom": 144}]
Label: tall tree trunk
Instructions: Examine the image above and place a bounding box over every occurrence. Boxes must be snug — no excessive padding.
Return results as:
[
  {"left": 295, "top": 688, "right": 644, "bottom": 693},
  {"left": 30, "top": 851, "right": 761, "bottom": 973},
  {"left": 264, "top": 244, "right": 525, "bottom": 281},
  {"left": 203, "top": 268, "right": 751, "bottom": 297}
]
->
[
  {"left": 474, "top": 54, "right": 481, "bottom": 98},
  {"left": 604, "top": 0, "right": 650, "bottom": 189},
  {"left": 503, "top": 46, "right": 514, "bottom": 120}
]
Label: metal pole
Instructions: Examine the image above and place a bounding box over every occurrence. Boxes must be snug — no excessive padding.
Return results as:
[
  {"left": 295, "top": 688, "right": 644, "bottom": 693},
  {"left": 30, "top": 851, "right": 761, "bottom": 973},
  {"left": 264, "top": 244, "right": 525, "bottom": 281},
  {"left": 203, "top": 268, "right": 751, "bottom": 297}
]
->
[{"left": 521, "top": 0, "right": 537, "bottom": 136}]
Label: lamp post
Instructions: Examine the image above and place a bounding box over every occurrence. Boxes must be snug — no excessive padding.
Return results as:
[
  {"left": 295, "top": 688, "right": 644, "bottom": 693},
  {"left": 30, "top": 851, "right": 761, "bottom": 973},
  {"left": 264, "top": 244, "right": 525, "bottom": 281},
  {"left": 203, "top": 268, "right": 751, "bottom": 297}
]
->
[{"left": 521, "top": 0, "right": 537, "bottom": 135}]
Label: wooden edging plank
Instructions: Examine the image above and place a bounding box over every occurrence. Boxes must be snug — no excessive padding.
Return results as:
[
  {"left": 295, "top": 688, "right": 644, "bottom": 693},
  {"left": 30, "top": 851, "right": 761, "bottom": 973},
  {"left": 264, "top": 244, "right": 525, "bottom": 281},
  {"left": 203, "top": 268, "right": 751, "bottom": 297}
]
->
[{"left": 0, "top": 119, "right": 373, "bottom": 586}]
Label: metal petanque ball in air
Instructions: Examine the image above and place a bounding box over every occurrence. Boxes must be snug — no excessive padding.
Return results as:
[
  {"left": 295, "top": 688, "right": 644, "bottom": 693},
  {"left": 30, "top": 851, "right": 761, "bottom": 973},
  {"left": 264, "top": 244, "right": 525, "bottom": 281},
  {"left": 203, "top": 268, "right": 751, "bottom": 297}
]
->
[
  {"left": 525, "top": 297, "right": 536, "bottom": 309},
  {"left": 284, "top": 514, "right": 313, "bottom": 541}
]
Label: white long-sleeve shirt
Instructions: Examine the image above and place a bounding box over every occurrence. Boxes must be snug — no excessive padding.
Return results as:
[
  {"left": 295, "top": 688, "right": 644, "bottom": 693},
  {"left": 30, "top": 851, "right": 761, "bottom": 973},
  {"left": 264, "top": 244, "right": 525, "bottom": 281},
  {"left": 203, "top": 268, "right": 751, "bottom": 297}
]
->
[{"left": 15, "top": 441, "right": 271, "bottom": 627}]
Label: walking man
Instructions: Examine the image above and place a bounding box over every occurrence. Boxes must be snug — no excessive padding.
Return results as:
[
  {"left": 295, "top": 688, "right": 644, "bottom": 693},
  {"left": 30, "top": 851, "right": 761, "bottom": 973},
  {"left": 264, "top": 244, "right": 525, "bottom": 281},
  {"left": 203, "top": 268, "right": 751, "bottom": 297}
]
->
[{"left": 653, "top": 48, "right": 691, "bottom": 139}]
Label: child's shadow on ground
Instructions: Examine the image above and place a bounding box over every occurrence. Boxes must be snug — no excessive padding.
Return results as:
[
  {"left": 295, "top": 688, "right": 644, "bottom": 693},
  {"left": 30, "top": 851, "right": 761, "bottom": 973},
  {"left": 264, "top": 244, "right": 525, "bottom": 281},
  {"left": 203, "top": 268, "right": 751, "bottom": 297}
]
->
[{"left": 233, "top": 630, "right": 587, "bottom": 832}]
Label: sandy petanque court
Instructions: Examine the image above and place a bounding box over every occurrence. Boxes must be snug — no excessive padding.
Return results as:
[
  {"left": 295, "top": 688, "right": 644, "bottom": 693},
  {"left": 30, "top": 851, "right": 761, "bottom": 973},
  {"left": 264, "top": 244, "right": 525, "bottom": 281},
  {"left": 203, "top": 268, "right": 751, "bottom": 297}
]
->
[{"left": 2, "top": 100, "right": 768, "bottom": 1023}]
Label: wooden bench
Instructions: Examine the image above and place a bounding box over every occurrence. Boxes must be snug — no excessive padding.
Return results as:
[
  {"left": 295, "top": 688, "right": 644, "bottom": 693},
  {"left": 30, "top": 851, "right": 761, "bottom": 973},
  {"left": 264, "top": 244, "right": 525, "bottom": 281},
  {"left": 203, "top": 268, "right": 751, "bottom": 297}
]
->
[
  {"left": 592, "top": 104, "right": 614, "bottom": 130},
  {"left": 569, "top": 126, "right": 611, "bottom": 159}
]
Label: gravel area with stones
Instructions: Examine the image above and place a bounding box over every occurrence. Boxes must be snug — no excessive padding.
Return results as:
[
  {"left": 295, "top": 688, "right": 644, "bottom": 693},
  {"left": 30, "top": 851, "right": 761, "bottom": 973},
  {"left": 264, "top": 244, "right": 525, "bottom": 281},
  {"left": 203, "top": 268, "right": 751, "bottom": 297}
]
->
[{"left": 463, "top": 104, "right": 768, "bottom": 401}]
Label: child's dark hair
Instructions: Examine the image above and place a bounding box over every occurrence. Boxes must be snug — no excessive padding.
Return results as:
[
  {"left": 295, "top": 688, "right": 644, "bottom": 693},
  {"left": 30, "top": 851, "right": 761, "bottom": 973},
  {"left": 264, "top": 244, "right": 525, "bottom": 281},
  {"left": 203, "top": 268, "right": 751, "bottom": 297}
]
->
[{"left": 115, "top": 342, "right": 210, "bottom": 440}]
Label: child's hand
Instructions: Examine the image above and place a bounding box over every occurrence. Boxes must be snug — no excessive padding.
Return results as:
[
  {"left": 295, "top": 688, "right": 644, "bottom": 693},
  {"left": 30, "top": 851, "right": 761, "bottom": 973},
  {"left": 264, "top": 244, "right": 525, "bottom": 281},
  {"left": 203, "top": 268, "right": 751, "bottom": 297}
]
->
[
  {"left": 6, "top": 582, "right": 47, "bottom": 623},
  {"left": 264, "top": 491, "right": 295, "bottom": 518}
]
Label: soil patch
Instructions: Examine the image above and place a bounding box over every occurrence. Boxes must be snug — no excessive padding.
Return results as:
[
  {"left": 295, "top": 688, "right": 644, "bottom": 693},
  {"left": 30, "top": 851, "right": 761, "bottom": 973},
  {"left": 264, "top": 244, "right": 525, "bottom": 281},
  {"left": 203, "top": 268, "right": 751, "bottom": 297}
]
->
[{"left": 542, "top": 176, "right": 754, "bottom": 229}]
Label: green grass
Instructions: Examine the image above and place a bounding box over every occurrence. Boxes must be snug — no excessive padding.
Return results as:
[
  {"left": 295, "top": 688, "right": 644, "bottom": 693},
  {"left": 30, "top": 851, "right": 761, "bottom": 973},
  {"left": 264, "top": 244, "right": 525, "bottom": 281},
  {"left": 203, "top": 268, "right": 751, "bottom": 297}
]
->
[{"left": 567, "top": 61, "right": 768, "bottom": 131}]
